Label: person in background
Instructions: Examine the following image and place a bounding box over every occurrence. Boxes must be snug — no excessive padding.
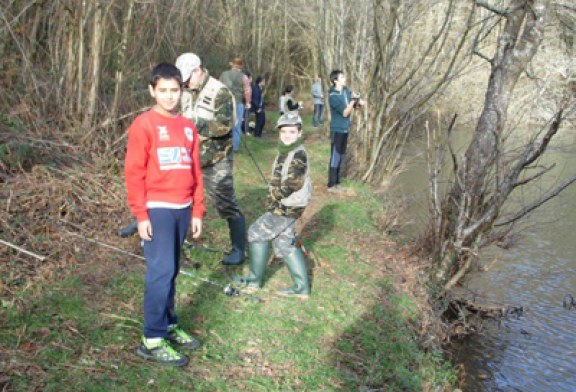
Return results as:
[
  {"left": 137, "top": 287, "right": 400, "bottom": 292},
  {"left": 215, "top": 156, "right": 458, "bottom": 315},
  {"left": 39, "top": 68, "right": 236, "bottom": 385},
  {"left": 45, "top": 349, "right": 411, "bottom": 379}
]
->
[
  {"left": 176, "top": 52, "right": 246, "bottom": 266},
  {"left": 251, "top": 76, "right": 266, "bottom": 138},
  {"left": 311, "top": 75, "right": 324, "bottom": 128},
  {"left": 327, "top": 69, "right": 365, "bottom": 193},
  {"left": 125, "top": 62, "right": 205, "bottom": 366},
  {"left": 279, "top": 84, "right": 302, "bottom": 115},
  {"left": 242, "top": 71, "right": 252, "bottom": 135},
  {"left": 220, "top": 57, "right": 249, "bottom": 152}
]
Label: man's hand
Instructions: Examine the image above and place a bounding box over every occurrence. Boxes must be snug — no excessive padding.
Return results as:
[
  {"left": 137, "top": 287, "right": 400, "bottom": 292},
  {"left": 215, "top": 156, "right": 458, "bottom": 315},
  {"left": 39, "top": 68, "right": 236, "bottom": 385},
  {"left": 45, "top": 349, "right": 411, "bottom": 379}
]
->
[
  {"left": 190, "top": 218, "right": 203, "bottom": 239},
  {"left": 138, "top": 220, "right": 153, "bottom": 241}
]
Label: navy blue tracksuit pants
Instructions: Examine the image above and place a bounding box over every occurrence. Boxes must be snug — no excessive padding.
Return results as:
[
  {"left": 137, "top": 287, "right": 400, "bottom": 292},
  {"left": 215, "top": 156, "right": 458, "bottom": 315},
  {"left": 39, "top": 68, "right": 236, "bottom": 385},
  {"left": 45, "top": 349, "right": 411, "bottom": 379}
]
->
[{"left": 142, "top": 207, "right": 190, "bottom": 338}]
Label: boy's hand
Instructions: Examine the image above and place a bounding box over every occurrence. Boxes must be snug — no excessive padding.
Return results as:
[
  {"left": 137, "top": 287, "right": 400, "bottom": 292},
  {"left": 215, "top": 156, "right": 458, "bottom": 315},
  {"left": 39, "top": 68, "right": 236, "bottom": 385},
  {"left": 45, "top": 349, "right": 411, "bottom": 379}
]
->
[
  {"left": 191, "top": 218, "right": 202, "bottom": 239},
  {"left": 138, "top": 220, "right": 153, "bottom": 241}
]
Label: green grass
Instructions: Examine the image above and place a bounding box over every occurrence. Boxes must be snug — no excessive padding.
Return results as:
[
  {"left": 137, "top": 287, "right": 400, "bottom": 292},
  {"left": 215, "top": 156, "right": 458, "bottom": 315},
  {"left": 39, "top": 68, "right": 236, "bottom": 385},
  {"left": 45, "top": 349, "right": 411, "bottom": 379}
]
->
[{"left": 0, "top": 113, "right": 456, "bottom": 391}]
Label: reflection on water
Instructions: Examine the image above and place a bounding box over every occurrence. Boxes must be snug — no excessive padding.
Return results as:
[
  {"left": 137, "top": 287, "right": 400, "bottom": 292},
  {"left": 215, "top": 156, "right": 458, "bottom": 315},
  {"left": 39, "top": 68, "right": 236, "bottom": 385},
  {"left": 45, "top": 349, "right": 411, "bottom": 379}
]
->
[{"left": 394, "top": 130, "right": 576, "bottom": 391}]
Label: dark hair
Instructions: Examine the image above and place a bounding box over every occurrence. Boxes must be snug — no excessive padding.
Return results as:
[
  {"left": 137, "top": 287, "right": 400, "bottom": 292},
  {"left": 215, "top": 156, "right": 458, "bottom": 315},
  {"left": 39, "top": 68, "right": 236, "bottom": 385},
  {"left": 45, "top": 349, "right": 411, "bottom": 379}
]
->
[
  {"left": 283, "top": 84, "right": 294, "bottom": 95},
  {"left": 245, "top": 71, "right": 252, "bottom": 78},
  {"left": 329, "top": 70, "right": 343, "bottom": 85},
  {"left": 255, "top": 76, "right": 264, "bottom": 85},
  {"left": 150, "top": 62, "right": 183, "bottom": 87}
]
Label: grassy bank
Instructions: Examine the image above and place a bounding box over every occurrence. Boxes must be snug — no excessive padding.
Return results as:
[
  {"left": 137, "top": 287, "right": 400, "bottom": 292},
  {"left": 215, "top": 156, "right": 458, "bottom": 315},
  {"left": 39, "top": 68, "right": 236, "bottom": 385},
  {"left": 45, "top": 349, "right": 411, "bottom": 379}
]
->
[{"left": 0, "top": 113, "right": 456, "bottom": 391}]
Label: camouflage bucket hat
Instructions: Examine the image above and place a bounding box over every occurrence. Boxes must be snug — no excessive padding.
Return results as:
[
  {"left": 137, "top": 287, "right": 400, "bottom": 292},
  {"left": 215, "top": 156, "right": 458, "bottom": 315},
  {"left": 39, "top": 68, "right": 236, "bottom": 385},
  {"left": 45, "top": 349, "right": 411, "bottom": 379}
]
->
[
  {"left": 276, "top": 111, "right": 302, "bottom": 128},
  {"left": 175, "top": 53, "right": 202, "bottom": 82}
]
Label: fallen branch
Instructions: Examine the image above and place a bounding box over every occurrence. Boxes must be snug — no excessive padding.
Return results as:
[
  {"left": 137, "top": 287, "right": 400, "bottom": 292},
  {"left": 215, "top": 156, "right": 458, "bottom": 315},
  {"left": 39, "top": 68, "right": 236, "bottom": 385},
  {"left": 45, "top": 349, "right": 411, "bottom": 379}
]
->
[
  {"left": 0, "top": 238, "right": 46, "bottom": 261},
  {"left": 63, "top": 231, "right": 144, "bottom": 260},
  {"left": 450, "top": 297, "right": 523, "bottom": 318}
]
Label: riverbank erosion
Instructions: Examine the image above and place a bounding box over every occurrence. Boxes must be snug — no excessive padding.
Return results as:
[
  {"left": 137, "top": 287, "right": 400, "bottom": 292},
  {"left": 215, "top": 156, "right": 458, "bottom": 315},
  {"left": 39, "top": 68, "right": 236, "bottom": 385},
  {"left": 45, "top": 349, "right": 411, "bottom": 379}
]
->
[{"left": 0, "top": 122, "right": 458, "bottom": 390}]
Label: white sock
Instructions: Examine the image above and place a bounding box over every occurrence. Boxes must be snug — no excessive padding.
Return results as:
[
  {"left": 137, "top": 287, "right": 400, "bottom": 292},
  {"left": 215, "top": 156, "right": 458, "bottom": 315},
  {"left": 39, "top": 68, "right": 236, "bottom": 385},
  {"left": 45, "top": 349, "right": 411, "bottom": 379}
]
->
[{"left": 144, "top": 337, "right": 162, "bottom": 346}]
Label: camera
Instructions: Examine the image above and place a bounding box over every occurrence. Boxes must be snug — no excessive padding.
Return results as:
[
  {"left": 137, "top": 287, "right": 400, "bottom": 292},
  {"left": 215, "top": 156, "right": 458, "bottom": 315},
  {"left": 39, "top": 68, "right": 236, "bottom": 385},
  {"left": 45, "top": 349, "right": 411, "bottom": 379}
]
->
[{"left": 351, "top": 94, "right": 361, "bottom": 108}]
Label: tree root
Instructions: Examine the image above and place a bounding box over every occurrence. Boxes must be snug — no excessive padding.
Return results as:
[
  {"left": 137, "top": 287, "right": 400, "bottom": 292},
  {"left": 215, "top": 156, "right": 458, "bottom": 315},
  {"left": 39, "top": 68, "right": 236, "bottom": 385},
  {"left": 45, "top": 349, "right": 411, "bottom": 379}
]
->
[{"left": 440, "top": 293, "right": 524, "bottom": 341}]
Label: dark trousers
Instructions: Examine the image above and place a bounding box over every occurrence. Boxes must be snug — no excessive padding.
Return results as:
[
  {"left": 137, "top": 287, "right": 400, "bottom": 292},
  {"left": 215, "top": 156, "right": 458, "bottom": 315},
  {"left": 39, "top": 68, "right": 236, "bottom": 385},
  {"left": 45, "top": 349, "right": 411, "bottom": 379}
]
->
[
  {"left": 253, "top": 109, "right": 266, "bottom": 137},
  {"left": 142, "top": 207, "right": 190, "bottom": 338},
  {"left": 203, "top": 157, "right": 242, "bottom": 219},
  {"left": 313, "top": 104, "right": 324, "bottom": 127},
  {"left": 328, "top": 132, "right": 348, "bottom": 187}
]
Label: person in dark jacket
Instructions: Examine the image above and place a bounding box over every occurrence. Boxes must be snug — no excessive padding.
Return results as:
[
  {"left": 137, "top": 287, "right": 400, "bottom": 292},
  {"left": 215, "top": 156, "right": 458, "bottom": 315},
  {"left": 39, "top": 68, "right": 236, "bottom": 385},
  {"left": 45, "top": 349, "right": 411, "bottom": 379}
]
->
[
  {"left": 327, "top": 70, "right": 365, "bottom": 193},
  {"left": 251, "top": 76, "right": 266, "bottom": 137}
]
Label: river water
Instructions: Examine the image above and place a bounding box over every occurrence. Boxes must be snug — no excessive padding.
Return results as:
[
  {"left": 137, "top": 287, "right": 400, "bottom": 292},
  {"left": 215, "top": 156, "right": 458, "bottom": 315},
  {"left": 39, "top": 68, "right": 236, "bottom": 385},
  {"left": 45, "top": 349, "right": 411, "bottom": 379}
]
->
[{"left": 394, "top": 128, "right": 576, "bottom": 391}]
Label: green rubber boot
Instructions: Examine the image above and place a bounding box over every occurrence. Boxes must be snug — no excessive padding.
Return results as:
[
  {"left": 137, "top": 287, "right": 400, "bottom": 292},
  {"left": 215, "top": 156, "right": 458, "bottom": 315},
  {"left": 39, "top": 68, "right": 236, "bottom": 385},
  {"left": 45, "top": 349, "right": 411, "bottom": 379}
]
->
[
  {"left": 231, "top": 241, "right": 269, "bottom": 290},
  {"left": 278, "top": 248, "right": 310, "bottom": 298}
]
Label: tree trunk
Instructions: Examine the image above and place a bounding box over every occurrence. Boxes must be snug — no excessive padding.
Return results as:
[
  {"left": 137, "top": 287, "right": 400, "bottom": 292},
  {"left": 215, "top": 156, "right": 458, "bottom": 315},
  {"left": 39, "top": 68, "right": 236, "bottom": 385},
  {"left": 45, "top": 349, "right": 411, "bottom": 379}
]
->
[
  {"left": 108, "top": 0, "right": 135, "bottom": 128},
  {"left": 83, "top": 1, "right": 104, "bottom": 131},
  {"left": 433, "top": 0, "right": 552, "bottom": 287}
]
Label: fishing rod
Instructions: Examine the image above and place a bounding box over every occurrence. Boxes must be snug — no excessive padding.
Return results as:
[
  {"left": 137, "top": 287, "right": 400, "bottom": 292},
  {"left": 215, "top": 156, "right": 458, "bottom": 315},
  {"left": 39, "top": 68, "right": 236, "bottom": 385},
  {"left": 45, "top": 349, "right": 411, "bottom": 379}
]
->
[
  {"left": 241, "top": 136, "right": 268, "bottom": 186},
  {"left": 62, "top": 222, "right": 260, "bottom": 301},
  {"left": 179, "top": 266, "right": 263, "bottom": 302}
]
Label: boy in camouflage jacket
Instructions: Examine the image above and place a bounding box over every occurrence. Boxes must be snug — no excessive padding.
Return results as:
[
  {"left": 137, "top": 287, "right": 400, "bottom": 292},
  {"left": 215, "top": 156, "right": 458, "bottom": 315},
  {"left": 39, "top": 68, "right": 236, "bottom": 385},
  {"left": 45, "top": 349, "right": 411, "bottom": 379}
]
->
[{"left": 233, "top": 111, "right": 312, "bottom": 298}]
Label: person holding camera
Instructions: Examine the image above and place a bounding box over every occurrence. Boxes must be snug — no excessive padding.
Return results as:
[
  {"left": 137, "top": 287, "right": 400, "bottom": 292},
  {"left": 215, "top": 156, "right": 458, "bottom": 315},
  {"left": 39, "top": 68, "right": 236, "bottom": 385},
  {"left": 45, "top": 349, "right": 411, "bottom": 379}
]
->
[
  {"left": 279, "top": 84, "right": 303, "bottom": 115},
  {"left": 327, "top": 70, "right": 365, "bottom": 193}
]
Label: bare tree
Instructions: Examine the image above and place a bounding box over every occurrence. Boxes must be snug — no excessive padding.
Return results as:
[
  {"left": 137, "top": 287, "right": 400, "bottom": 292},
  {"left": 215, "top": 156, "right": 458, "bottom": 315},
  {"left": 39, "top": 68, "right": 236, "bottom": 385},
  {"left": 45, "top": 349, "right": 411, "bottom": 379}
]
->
[
  {"left": 307, "top": 1, "right": 479, "bottom": 185},
  {"left": 425, "top": 0, "right": 576, "bottom": 289}
]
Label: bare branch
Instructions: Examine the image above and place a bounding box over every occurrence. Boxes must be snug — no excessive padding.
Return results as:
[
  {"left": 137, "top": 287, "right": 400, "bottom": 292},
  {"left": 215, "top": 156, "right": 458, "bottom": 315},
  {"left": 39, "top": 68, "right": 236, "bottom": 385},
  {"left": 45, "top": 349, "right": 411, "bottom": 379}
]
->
[
  {"left": 473, "top": 49, "right": 493, "bottom": 63},
  {"left": 523, "top": 109, "right": 563, "bottom": 168},
  {"left": 495, "top": 174, "right": 576, "bottom": 227},
  {"left": 475, "top": 1, "right": 508, "bottom": 16},
  {"left": 512, "top": 164, "right": 555, "bottom": 188},
  {"left": 0, "top": 239, "right": 46, "bottom": 261}
]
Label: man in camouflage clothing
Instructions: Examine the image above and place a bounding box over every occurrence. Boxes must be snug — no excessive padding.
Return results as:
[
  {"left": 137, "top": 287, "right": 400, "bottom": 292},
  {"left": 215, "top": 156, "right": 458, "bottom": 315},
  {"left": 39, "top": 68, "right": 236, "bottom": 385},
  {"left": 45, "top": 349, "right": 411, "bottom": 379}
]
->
[
  {"left": 176, "top": 53, "right": 245, "bottom": 265},
  {"left": 232, "top": 111, "right": 311, "bottom": 297}
]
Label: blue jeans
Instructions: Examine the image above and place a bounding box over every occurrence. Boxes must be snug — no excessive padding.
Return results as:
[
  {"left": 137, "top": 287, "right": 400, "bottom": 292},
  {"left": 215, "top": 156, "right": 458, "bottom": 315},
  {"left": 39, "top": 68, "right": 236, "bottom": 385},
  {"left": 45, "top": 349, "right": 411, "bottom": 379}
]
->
[
  {"left": 233, "top": 103, "right": 245, "bottom": 151},
  {"left": 313, "top": 103, "right": 324, "bottom": 127},
  {"left": 328, "top": 132, "right": 348, "bottom": 187},
  {"left": 142, "top": 207, "right": 190, "bottom": 338}
]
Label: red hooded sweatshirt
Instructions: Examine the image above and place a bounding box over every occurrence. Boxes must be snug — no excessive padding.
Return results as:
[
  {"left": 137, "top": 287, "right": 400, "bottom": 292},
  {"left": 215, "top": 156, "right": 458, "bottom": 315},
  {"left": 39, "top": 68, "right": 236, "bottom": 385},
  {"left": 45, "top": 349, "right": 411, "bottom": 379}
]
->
[{"left": 124, "top": 109, "right": 205, "bottom": 222}]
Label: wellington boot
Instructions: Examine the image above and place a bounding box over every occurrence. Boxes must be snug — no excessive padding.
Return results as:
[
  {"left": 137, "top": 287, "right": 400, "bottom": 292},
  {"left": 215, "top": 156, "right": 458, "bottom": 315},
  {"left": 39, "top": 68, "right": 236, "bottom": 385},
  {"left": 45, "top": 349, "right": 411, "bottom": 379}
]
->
[
  {"left": 278, "top": 248, "right": 310, "bottom": 298},
  {"left": 231, "top": 241, "right": 269, "bottom": 289},
  {"left": 222, "top": 215, "right": 246, "bottom": 265}
]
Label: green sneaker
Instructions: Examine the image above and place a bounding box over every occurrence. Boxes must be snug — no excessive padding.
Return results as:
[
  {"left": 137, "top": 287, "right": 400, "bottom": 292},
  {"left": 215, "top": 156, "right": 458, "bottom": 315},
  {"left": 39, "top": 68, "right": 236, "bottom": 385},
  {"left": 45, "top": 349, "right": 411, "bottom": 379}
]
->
[
  {"left": 167, "top": 324, "right": 201, "bottom": 350},
  {"left": 136, "top": 337, "right": 188, "bottom": 367}
]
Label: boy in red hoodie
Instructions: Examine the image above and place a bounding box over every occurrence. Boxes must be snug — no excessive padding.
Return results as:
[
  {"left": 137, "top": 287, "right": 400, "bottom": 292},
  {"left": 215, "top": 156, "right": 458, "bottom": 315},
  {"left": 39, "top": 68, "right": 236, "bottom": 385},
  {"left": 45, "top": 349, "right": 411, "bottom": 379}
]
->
[{"left": 125, "top": 62, "right": 205, "bottom": 366}]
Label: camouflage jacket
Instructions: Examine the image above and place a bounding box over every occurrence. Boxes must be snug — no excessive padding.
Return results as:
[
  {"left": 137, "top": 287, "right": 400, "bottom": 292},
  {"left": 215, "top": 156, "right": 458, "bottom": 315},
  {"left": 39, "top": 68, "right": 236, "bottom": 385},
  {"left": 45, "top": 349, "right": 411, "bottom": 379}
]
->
[
  {"left": 180, "top": 73, "right": 234, "bottom": 168},
  {"left": 268, "top": 148, "right": 308, "bottom": 218}
]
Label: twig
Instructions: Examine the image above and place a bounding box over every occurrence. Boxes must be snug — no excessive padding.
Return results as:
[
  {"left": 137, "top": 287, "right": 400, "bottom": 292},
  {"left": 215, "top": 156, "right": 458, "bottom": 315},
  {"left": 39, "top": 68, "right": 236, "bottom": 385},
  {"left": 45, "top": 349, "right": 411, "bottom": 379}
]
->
[
  {"left": 100, "top": 313, "right": 140, "bottom": 324},
  {"left": 63, "top": 231, "right": 144, "bottom": 260},
  {"left": 98, "top": 106, "right": 150, "bottom": 130},
  {"left": 0, "top": 238, "right": 46, "bottom": 261}
]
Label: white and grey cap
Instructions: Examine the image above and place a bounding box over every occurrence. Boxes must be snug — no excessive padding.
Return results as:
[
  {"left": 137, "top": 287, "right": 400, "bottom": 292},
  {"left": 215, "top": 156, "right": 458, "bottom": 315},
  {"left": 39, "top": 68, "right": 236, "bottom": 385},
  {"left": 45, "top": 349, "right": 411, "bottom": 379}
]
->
[
  {"left": 276, "top": 111, "right": 302, "bottom": 128},
  {"left": 175, "top": 53, "right": 202, "bottom": 82}
]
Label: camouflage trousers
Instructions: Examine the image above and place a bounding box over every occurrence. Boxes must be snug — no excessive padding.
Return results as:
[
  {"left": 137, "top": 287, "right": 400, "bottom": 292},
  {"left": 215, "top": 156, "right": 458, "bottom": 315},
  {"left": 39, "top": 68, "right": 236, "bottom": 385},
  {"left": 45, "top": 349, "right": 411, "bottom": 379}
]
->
[
  {"left": 248, "top": 212, "right": 297, "bottom": 258},
  {"left": 203, "top": 157, "right": 242, "bottom": 219}
]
